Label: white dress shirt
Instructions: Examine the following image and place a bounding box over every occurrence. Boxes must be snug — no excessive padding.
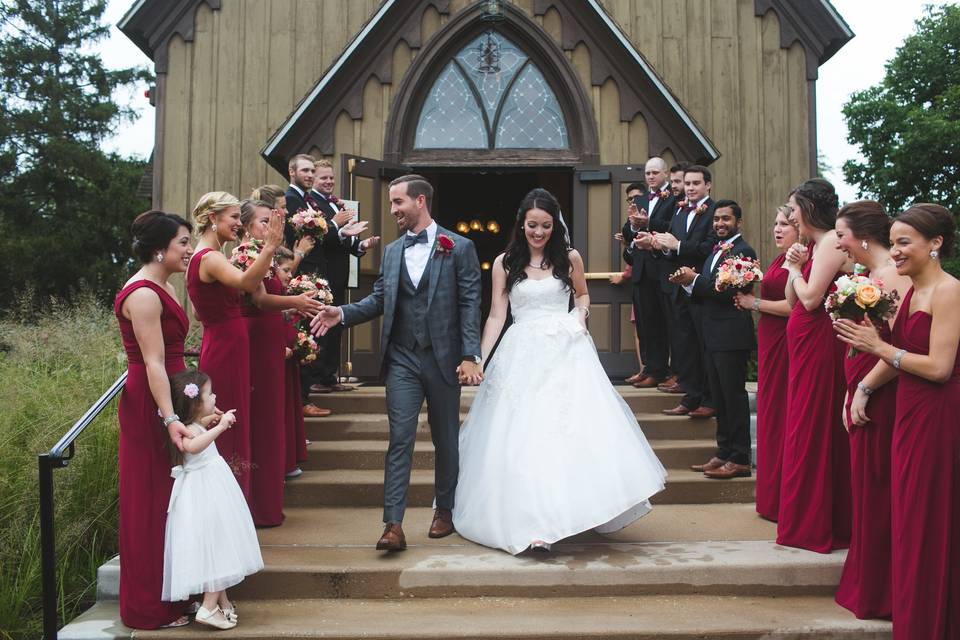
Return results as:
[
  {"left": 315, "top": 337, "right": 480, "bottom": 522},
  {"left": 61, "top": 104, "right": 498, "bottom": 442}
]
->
[{"left": 404, "top": 221, "right": 437, "bottom": 289}]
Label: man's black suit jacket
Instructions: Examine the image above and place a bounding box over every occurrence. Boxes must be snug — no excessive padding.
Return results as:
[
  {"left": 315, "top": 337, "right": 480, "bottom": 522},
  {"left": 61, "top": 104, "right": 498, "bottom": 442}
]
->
[
  {"left": 621, "top": 189, "right": 678, "bottom": 283},
  {"left": 688, "top": 234, "right": 757, "bottom": 352},
  {"left": 307, "top": 189, "right": 363, "bottom": 290},
  {"left": 661, "top": 196, "right": 718, "bottom": 298}
]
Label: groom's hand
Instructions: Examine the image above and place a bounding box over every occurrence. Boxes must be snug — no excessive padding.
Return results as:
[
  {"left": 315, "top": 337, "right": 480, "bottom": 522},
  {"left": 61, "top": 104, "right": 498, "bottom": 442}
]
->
[
  {"left": 310, "top": 305, "right": 343, "bottom": 336},
  {"left": 456, "top": 360, "right": 483, "bottom": 386}
]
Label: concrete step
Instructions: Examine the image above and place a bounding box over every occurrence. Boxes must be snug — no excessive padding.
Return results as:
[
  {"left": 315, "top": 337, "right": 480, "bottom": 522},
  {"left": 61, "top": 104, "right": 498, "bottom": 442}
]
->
[
  {"left": 283, "top": 469, "right": 753, "bottom": 507},
  {"left": 304, "top": 413, "right": 717, "bottom": 442},
  {"left": 309, "top": 386, "right": 685, "bottom": 414},
  {"left": 303, "top": 439, "right": 716, "bottom": 471},
  {"left": 66, "top": 595, "right": 890, "bottom": 639}
]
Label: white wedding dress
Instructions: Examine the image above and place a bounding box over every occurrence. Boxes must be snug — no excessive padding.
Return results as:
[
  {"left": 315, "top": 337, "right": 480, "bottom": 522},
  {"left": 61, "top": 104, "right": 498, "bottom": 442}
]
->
[{"left": 453, "top": 276, "right": 667, "bottom": 555}]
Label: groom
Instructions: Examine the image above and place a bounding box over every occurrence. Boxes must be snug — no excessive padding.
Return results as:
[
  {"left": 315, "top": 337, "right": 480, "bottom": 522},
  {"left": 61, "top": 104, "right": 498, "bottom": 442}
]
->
[{"left": 312, "top": 174, "right": 482, "bottom": 551}]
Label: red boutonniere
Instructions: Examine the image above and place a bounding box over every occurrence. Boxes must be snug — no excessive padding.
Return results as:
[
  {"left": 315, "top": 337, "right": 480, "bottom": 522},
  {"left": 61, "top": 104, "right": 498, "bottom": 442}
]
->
[
  {"left": 649, "top": 187, "right": 671, "bottom": 201},
  {"left": 678, "top": 200, "right": 709, "bottom": 216},
  {"left": 328, "top": 194, "right": 342, "bottom": 207},
  {"left": 436, "top": 234, "right": 455, "bottom": 255}
]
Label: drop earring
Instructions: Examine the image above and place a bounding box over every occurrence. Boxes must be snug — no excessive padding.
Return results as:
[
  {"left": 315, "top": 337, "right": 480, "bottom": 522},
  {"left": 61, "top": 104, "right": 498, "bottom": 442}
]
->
[
  {"left": 930, "top": 249, "right": 939, "bottom": 259},
  {"left": 861, "top": 240, "right": 868, "bottom": 251},
  {"left": 155, "top": 252, "right": 164, "bottom": 263},
  {"left": 212, "top": 223, "right": 217, "bottom": 232}
]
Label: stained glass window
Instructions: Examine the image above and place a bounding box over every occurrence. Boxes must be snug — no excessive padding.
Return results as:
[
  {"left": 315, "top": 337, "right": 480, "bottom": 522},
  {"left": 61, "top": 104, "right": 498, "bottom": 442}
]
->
[{"left": 413, "top": 30, "right": 569, "bottom": 150}]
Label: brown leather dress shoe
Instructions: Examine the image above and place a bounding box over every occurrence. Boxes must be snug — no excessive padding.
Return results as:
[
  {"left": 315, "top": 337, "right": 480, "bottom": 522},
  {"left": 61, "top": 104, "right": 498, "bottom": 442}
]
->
[
  {"left": 428, "top": 508, "right": 455, "bottom": 538},
  {"left": 658, "top": 383, "right": 685, "bottom": 394},
  {"left": 704, "top": 461, "right": 752, "bottom": 479},
  {"left": 691, "top": 456, "right": 727, "bottom": 472},
  {"left": 376, "top": 522, "right": 407, "bottom": 551},
  {"left": 303, "top": 404, "right": 332, "bottom": 417},
  {"left": 688, "top": 406, "right": 717, "bottom": 419},
  {"left": 309, "top": 384, "right": 333, "bottom": 393},
  {"left": 625, "top": 372, "right": 645, "bottom": 384},
  {"left": 633, "top": 376, "right": 662, "bottom": 388},
  {"left": 656, "top": 375, "right": 678, "bottom": 388},
  {"left": 662, "top": 404, "right": 691, "bottom": 416}
]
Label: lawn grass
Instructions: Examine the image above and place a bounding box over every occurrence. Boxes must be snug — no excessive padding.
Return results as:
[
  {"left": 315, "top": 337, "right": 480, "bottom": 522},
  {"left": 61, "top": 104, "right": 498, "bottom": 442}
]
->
[{"left": 0, "top": 294, "right": 125, "bottom": 640}]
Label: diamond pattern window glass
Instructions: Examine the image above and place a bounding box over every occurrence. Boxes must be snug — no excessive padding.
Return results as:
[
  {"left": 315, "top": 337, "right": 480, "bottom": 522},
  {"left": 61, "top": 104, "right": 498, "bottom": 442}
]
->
[
  {"left": 495, "top": 65, "right": 568, "bottom": 149},
  {"left": 414, "top": 62, "right": 487, "bottom": 149},
  {"left": 414, "top": 30, "right": 569, "bottom": 150}
]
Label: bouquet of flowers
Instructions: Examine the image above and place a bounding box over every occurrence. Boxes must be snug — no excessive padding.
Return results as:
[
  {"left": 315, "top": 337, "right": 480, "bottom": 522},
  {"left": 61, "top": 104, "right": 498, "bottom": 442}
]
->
[
  {"left": 715, "top": 255, "right": 764, "bottom": 292},
  {"left": 824, "top": 265, "right": 900, "bottom": 357},
  {"left": 230, "top": 238, "right": 263, "bottom": 272},
  {"left": 291, "top": 322, "right": 320, "bottom": 365},
  {"left": 286, "top": 272, "right": 334, "bottom": 305},
  {"left": 289, "top": 208, "right": 328, "bottom": 240}
]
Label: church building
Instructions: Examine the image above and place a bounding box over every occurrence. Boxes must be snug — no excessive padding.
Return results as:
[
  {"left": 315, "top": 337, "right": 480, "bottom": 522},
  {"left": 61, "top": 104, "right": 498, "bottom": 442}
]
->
[{"left": 120, "top": 0, "right": 852, "bottom": 377}]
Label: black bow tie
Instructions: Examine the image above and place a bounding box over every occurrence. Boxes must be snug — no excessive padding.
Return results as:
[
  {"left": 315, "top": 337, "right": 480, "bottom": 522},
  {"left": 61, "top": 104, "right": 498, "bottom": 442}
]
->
[{"left": 404, "top": 230, "right": 428, "bottom": 248}]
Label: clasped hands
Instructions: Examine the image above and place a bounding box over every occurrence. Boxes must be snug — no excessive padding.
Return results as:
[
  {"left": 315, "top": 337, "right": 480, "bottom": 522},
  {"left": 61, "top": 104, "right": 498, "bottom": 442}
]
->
[
  {"left": 784, "top": 242, "right": 809, "bottom": 270},
  {"left": 456, "top": 361, "right": 483, "bottom": 386}
]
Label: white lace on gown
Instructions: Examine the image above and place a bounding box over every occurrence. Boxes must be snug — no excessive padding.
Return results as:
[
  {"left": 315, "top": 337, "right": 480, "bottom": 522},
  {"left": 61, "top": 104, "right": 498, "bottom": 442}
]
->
[
  {"left": 162, "top": 426, "right": 263, "bottom": 601},
  {"left": 453, "top": 276, "right": 667, "bottom": 555}
]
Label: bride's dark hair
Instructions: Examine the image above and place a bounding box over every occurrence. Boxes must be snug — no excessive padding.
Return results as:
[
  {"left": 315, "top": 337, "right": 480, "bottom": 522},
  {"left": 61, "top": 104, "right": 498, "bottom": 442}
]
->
[{"left": 503, "top": 188, "right": 573, "bottom": 292}]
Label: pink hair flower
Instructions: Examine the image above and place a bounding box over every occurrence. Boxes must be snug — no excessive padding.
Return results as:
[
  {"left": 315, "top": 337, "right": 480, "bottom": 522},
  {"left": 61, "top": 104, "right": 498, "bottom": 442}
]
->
[{"left": 184, "top": 383, "right": 199, "bottom": 399}]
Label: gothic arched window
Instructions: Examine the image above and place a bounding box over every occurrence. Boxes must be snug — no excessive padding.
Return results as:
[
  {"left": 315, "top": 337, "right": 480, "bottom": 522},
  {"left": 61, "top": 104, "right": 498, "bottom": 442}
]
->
[{"left": 414, "top": 30, "right": 569, "bottom": 150}]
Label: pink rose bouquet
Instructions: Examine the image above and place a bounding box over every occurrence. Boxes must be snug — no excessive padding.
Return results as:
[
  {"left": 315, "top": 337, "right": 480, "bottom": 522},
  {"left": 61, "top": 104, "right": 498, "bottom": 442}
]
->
[
  {"left": 286, "top": 272, "right": 334, "bottom": 305},
  {"left": 229, "top": 239, "right": 263, "bottom": 272},
  {"left": 825, "top": 265, "right": 899, "bottom": 357},
  {"left": 715, "top": 255, "right": 763, "bottom": 292},
  {"left": 289, "top": 208, "right": 328, "bottom": 240}
]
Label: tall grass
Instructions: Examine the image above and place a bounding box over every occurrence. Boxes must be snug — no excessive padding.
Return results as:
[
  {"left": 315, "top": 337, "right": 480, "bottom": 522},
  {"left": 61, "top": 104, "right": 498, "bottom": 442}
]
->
[{"left": 0, "top": 293, "right": 125, "bottom": 640}]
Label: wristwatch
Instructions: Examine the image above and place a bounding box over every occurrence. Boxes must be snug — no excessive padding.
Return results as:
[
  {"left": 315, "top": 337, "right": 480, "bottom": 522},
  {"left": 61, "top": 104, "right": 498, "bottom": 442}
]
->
[{"left": 464, "top": 355, "right": 481, "bottom": 364}]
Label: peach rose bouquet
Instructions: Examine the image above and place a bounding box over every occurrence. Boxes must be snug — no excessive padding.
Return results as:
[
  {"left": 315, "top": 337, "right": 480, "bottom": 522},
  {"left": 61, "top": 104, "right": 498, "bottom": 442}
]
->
[
  {"left": 715, "top": 255, "right": 764, "bottom": 292},
  {"left": 824, "top": 264, "right": 900, "bottom": 357}
]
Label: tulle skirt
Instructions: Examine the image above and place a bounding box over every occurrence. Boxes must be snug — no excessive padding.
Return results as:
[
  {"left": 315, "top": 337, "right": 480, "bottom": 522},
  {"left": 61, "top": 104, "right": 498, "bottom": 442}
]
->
[
  {"left": 162, "top": 455, "right": 263, "bottom": 601},
  {"left": 453, "top": 312, "right": 667, "bottom": 554}
]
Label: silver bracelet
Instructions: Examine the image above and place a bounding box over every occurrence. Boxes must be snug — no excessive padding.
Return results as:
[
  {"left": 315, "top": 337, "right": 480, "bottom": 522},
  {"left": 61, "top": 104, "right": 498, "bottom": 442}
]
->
[
  {"left": 161, "top": 413, "right": 181, "bottom": 428},
  {"left": 577, "top": 306, "right": 590, "bottom": 318},
  {"left": 752, "top": 298, "right": 761, "bottom": 312},
  {"left": 856, "top": 381, "right": 873, "bottom": 396},
  {"left": 295, "top": 250, "right": 305, "bottom": 259},
  {"left": 892, "top": 349, "right": 906, "bottom": 370}
]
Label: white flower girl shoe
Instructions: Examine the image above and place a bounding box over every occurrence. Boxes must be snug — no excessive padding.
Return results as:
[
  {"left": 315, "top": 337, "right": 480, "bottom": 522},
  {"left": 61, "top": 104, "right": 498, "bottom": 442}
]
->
[{"left": 195, "top": 605, "right": 237, "bottom": 630}]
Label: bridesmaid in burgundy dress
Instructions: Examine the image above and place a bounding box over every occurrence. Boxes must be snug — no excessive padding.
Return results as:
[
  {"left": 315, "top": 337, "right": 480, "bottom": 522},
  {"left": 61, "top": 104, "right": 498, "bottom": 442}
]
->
[
  {"left": 239, "top": 201, "right": 321, "bottom": 525},
  {"left": 186, "top": 192, "right": 283, "bottom": 499},
  {"left": 836, "top": 204, "right": 960, "bottom": 639},
  {"left": 777, "top": 178, "right": 852, "bottom": 553},
  {"left": 115, "top": 211, "right": 195, "bottom": 629},
  {"left": 734, "top": 206, "right": 798, "bottom": 522},
  {"left": 274, "top": 249, "right": 310, "bottom": 476},
  {"left": 832, "top": 201, "right": 910, "bottom": 620}
]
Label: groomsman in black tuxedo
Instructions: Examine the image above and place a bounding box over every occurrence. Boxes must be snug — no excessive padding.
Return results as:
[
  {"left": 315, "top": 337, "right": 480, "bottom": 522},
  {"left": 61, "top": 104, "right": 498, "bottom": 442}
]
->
[
  {"left": 621, "top": 157, "right": 677, "bottom": 388},
  {"left": 308, "top": 160, "right": 380, "bottom": 393},
  {"left": 670, "top": 200, "right": 756, "bottom": 479},
  {"left": 652, "top": 165, "right": 717, "bottom": 417},
  {"left": 668, "top": 161, "right": 690, "bottom": 198}
]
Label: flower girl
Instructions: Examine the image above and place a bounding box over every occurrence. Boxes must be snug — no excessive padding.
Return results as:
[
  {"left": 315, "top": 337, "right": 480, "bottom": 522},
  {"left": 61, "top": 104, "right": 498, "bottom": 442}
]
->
[{"left": 162, "top": 370, "right": 263, "bottom": 630}]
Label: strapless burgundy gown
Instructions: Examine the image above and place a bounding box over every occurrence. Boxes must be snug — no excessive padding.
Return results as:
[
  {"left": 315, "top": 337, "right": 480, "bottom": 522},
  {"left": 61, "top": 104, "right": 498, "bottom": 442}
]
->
[
  {"left": 890, "top": 287, "right": 960, "bottom": 639},
  {"left": 755, "top": 252, "right": 789, "bottom": 521},
  {"left": 114, "top": 280, "right": 188, "bottom": 628},
  {"left": 186, "top": 248, "right": 252, "bottom": 498},
  {"left": 835, "top": 326, "right": 895, "bottom": 619},
  {"left": 243, "top": 274, "right": 287, "bottom": 526},
  {"left": 777, "top": 258, "right": 851, "bottom": 552}
]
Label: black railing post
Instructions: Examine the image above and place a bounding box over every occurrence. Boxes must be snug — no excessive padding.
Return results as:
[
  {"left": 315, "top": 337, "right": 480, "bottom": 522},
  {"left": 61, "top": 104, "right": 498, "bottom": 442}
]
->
[{"left": 38, "top": 453, "right": 59, "bottom": 640}]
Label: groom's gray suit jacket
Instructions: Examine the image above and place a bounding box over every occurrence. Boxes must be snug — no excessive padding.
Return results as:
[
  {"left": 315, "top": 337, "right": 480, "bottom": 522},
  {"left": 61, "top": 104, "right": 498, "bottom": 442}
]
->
[{"left": 341, "top": 226, "right": 482, "bottom": 383}]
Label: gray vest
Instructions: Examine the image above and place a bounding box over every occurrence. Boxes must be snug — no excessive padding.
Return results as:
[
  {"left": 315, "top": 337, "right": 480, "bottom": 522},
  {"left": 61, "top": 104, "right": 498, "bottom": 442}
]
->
[{"left": 391, "top": 253, "right": 431, "bottom": 350}]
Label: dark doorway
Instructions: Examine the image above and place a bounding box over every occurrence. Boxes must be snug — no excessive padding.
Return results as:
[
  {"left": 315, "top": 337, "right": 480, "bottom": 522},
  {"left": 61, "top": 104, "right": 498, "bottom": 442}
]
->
[{"left": 417, "top": 168, "right": 572, "bottom": 319}]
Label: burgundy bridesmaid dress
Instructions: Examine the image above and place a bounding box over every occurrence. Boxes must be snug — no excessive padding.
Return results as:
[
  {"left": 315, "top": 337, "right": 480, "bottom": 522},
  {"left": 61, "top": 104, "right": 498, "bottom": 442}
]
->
[
  {"left": 777, "top": 257, "right": 852, "bottom": 553},
  {"left": 114, "top": 280, "right": 188, "bottom": 629},
  {"left": 755, "top": 253, "right": 790, "bottom": 521},
  {"left": 243, "top": 274, "right": 287, "bottom": 526},
  {"left": 284, "top": 321, "right": 308, "bottom": 473},
  {"left": 835, "top": 325, "right": 895, "bottom": 619},
  {"left": 186, "top": 247, "right": 252, "bottom": 498},
  {"left": 890, "top": 287, "right": 960, "bottom": 639}
]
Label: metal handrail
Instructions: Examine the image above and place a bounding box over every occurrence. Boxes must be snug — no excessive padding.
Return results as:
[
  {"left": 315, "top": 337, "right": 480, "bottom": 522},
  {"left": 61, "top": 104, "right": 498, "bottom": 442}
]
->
[
  {"left": 38, "top": 350, "right": 197, "bottom": 639},
  {"left": 38, "top": 371, "right": 127, "bottom": 640}
]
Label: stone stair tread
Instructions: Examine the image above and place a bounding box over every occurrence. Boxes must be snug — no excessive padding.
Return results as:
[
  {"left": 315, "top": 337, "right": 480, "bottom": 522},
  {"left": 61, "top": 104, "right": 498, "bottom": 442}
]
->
[
  {"left": 260, "top": 504, "right": 776, "bottom": 547},
  {"left": 66, "top": 595, "right": 888, "bottom": 639},
  {"left": 288, "top": 467, "right": 748, "bottom": 485},
  {"left": 308, "top": 438, "right": 713, "bottom": 452}
]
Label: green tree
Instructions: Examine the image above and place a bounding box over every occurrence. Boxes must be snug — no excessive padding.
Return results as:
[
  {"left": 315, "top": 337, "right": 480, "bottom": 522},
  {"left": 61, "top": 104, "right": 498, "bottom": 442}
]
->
[
  {"left": 842, "top": 4, "right": 960, "bottom": 215},
  {"left": 0, "top": 0, "right": 152, "bottom": 308}
]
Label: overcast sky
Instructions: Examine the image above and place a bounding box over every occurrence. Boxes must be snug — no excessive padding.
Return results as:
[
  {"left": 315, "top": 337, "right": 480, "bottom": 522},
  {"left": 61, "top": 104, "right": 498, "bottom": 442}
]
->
[{"left": 100, "top": 0, "right": 940, "bottom": 203}]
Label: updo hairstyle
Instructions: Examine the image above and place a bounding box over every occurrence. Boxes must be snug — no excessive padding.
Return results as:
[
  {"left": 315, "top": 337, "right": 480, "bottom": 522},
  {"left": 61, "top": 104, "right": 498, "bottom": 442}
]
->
[
  {"left": 896, "top": 204, "right": 957, "bottom": 258},
  {"left": 192, "top": 191, "right": 241, "bottom": 235},
  {"left": 837, "top": 200, "right": 892, "bottom": 248},
  {"left": 790, "top": 178, "right": 839, "bottom": 232},
  {"left": 130, "top": 210, "right": 192, "bottom": 264}
]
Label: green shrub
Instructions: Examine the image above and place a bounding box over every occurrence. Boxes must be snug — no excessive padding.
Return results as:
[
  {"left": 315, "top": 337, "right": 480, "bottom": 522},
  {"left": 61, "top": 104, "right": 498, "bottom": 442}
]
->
[{"left": 0, "top": 293, "right": 124, "bottom": 640}]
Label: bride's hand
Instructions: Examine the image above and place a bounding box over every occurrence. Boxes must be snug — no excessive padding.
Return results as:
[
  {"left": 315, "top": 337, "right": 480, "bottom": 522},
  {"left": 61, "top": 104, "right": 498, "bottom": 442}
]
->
[{"left": 457, "top": 360, "right": 483, "bottom": 386}]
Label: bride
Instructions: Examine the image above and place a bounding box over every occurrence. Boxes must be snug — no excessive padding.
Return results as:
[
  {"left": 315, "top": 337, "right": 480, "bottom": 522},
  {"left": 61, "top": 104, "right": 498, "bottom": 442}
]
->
[{"left": 453, "top": 188, "right": 667, "bottom": 555}]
